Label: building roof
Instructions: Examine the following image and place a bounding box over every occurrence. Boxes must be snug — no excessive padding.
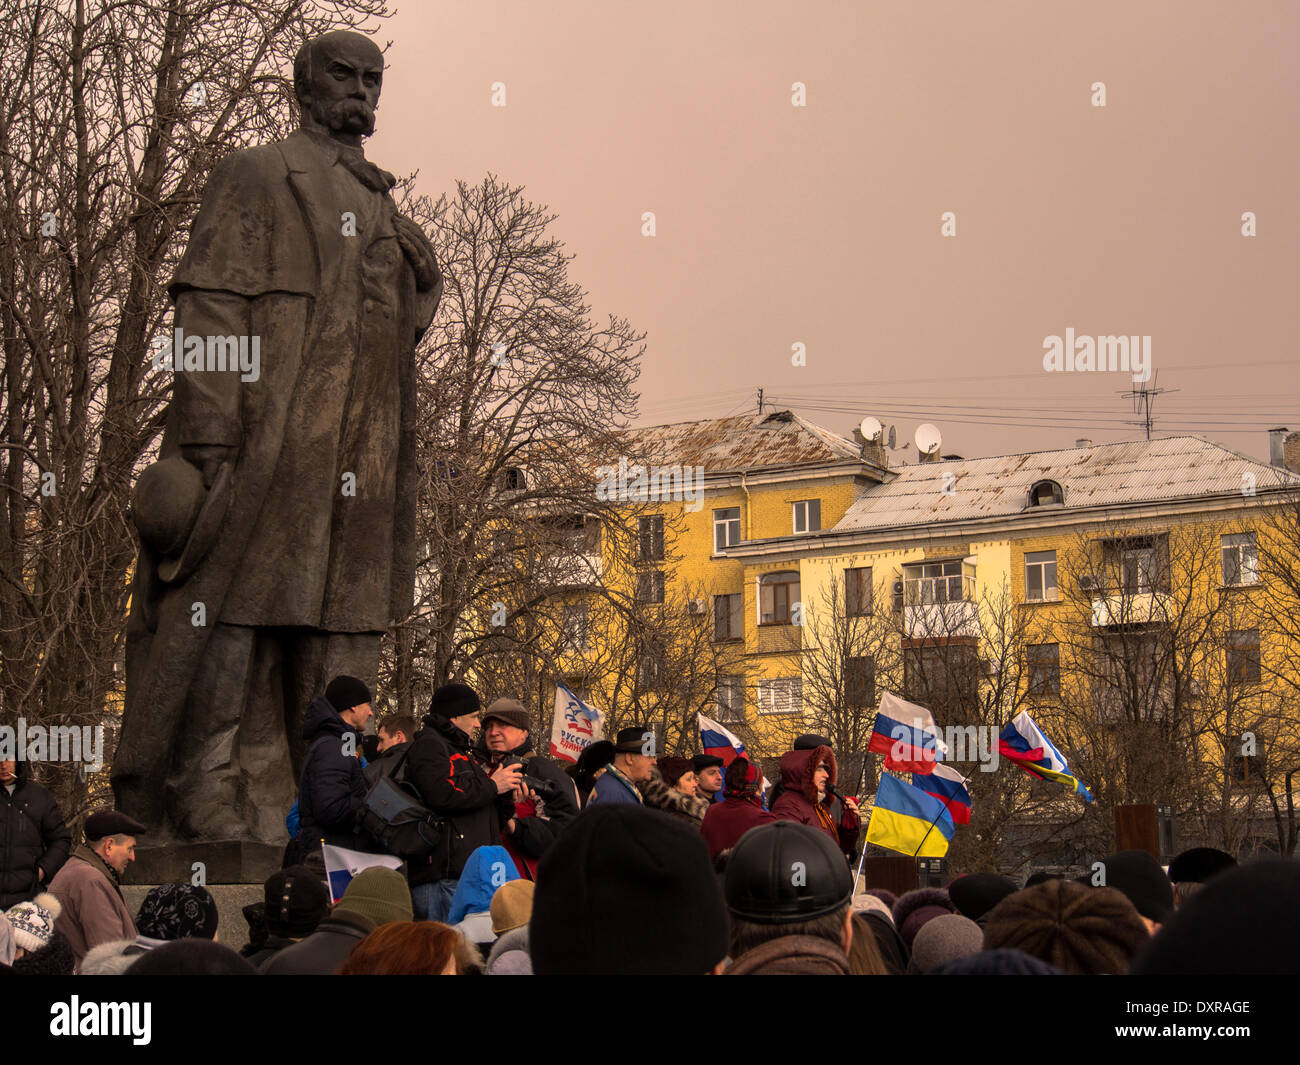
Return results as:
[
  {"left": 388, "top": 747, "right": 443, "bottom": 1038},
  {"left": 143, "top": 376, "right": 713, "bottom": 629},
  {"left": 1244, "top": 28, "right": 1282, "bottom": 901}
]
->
[
  {"left": 627, "top": 409, "right": 863, "bottom": 474},
  {"left": 833, "top": 436, "right": 1300, "bottom": 532}
]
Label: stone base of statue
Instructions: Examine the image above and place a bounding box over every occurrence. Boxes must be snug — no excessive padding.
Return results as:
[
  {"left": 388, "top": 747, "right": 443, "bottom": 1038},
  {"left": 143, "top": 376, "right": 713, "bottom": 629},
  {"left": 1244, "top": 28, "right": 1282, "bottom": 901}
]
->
[{"left": 123, "top": 839, "right": 285, "bottom": 887}]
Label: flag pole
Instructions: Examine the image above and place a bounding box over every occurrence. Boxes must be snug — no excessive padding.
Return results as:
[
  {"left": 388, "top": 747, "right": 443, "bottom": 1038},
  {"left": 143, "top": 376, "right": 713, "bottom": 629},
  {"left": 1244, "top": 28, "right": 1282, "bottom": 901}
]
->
[
  {"left": 848, "top": 742, "right": 873, "bottom": 897},
  {"left": 909, "top": 768, "right": 969, "bottom": 858}
]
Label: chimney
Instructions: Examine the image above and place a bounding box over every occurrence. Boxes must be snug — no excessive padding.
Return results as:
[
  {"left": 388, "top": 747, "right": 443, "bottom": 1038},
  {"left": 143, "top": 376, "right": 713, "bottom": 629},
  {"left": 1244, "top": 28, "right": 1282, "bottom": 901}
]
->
[
  {"left": 1286, "top": 431, "right": 1300, "bottom": 474},
  {"left": 1269, "top": 427, "right": 1290, "bottom": 467},
  {"left": 1075, "top": 438, "right": 1092, "bottom": 449},
  {"left": 851, "top": 428, "right": 888, "bottom": 469}
]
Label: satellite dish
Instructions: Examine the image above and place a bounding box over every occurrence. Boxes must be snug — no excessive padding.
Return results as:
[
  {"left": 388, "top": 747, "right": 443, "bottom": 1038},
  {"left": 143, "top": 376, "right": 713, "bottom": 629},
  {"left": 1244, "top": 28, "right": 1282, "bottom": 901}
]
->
[
  {"left": 914, "top": 423, "right": 942, "bottom": 455},
  {"left": 887, "top": 425, "right": 897, "bottom": 449},
  {"left": 859, "top": 416, "right": 883, "bottom": 443}
]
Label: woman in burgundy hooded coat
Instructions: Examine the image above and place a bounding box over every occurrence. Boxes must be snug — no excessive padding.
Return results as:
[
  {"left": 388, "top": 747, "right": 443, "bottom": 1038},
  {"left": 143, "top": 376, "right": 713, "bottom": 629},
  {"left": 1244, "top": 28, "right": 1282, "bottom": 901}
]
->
[{"left": 770, "top": 745, "right": 860, "bottom": 854}]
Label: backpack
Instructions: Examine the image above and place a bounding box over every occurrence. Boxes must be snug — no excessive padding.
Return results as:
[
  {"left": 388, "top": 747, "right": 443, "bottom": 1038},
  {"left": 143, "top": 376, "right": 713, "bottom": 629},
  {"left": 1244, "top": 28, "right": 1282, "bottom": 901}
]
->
[{"left": 358, "top": 743, "right": 449, "bottom": 861}]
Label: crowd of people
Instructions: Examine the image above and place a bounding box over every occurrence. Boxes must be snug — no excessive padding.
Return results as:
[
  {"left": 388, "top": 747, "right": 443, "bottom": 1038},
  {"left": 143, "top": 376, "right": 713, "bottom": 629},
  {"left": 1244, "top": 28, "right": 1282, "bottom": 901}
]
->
[{"left": 2, "top": 679, "right": 1296, "bottom": 975}]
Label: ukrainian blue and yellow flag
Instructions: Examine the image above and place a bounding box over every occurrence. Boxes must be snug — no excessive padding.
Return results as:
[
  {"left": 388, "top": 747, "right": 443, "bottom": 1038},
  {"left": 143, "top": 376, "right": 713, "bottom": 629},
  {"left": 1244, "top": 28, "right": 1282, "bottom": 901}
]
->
[{"left": 865, "top": 773, "right": 955, "bottom": 858}]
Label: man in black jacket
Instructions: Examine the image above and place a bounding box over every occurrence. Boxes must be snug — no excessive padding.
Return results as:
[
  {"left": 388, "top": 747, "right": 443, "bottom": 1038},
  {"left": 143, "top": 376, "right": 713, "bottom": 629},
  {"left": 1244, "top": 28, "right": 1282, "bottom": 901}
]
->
[
  {"left": 404, "top": 683, "right": 520, "bottom": 921},
  {"left": 294, "top": 675, "right": 374, "bottom": 860},
  {"left": 475, "top": 698, "right": 579, "bottom": 876},
  {"left": 1, "top": 758, "right": 72, "bottom": 910}
]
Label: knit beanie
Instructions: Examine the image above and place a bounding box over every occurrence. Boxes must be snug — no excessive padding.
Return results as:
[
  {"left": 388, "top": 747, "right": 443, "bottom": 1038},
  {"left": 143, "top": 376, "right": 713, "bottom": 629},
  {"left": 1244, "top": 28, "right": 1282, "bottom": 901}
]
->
[
  {"left": 0, "top": 912, "right": 15, "bottom": 966},
  {"left": 851, "top": 892, "right": 895, "bottom": 924},
  {"left": 1133, "top": 859, "right": 1300, "bottom": 975},
  {"left": 931, "top": 948, "right": 1063, "bottom": 975},
  {"left": 428, "top": 682, "right": 480, "bottom": 721},
  {"left": 907, "top": 913, "right": 985, "bottom": 973},
  {"left": 948, "top": 873, "right": 1018, "bottom": 924},
  {"left": 1088, "top": 849, "right": 1173, "bottom": 924},
  {"left": 530, "top": 804, "right": 729, "bottom": 975},
  {"left": 325, "top": 674, "right": 372, "bottom": 712},
  {"left": 983, "top": 880, "right": 1149, "bottom": 974},
  {"left": 339, "top": 867, "right": 413, "bottom": 927},
  {"left": 264, "top": 865, "right": 331, "bottom": 937},
  {"left": 136, "top": 882, "right": 219, "bottom": 941},
  {"left": 490, "top": 879, "right": 535, "bottom": 935},
  {"left": 6, "top": 892, "right": 61, "bottom": 953},
  {"left": 892, "top": 888, "right": 957, "bottom": 949}
]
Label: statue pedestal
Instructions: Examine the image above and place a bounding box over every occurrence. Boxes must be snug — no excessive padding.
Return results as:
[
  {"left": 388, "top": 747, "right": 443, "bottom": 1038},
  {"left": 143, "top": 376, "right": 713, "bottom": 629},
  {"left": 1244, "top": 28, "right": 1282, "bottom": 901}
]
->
[{"left": 124, "top": 840, "right": 285, "bottom": 886}]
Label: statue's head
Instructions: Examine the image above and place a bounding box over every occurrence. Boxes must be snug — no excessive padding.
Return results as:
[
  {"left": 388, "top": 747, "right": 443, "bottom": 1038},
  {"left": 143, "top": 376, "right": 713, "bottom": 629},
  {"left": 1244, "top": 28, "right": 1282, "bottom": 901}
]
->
[{"left": 293, "top": 30, "right": 384, "bottom": 144}]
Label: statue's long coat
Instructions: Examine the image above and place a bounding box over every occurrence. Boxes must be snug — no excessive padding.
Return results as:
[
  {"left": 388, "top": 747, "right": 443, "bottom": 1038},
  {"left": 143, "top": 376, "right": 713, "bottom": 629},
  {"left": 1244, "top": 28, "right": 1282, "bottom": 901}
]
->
[{"left": 113, "top": 131, "right": 441, "bottom": 828}]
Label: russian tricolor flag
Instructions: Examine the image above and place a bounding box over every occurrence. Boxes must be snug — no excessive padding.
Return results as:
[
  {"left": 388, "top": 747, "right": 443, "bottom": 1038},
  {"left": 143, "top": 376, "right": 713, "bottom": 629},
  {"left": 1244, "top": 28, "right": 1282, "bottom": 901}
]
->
[
  {"left": 698, "top": 712, "right": 749, "bottom": 766},
  {"left": 999, "top": 710, "right": 1093, "bottom": 802},
  {"left": 910, "top": 762, "right": 972, "bottom": 824},
  {"left": 868, "top": 691, "right": 949, "bottom": 774}
]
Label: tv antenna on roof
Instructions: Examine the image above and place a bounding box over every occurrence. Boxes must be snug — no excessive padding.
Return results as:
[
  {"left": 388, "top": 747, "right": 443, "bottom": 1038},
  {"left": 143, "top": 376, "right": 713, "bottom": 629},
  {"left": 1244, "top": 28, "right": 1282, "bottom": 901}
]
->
[{"left": 1120, "top": 371, "right": 1177, "bottom": 441}]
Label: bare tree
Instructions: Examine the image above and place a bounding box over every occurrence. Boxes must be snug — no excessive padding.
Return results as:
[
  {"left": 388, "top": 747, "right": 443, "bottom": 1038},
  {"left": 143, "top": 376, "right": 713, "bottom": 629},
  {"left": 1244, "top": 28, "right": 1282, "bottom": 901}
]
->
[
  {"left": 0, "top": 0, "right": 387, "bottom": 822},
  {"left": 376, "top": 175, "right": 644, "bottom": 716}
]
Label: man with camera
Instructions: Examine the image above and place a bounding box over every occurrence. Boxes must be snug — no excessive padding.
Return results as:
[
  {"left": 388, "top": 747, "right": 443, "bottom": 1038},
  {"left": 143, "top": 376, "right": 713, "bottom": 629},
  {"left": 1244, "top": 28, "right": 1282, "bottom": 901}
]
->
[{"left": 475, "top": 698, "right": 580, "bottom": 878}]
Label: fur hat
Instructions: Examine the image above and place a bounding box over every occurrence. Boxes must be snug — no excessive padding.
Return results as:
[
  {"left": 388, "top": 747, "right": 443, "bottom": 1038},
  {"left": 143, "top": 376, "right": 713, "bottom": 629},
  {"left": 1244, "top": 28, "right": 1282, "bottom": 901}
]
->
[
  {"left": 657, "top": 756, "right": 693, "bottom": 788},
  {"left": 12, "top": 928, "right": 74, "bottom": 975},
  {"left": 892, "top": 888, "right": 956, "bottom": 949},
  {"left": 5, "top": 892, "right": 62, "bottom": 952},
  {"left": 983, "top": 879, "right": 1149, "bottom": 974},
  {"left": 80, "top": 938, "right": 146, "bottom": 976}
]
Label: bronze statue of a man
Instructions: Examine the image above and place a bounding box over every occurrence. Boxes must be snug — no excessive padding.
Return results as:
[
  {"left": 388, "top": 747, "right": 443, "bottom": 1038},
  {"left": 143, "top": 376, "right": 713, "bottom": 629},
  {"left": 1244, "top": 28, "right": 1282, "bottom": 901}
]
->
[{"left": 113, "top": 31, "right": 441, "bottom": 844}]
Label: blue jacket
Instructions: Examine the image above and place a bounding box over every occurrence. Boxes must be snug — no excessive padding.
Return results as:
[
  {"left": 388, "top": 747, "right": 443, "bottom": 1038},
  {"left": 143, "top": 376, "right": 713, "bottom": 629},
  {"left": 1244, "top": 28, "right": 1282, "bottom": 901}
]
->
[{"left": 589, "top": 768, "right": 642, "bottom": 805}]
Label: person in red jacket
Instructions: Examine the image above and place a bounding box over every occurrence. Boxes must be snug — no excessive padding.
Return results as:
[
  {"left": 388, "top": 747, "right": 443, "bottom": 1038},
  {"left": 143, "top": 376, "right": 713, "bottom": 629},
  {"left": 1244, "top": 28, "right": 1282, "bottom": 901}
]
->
[
  {"left": 700, "top": 758, "right": 777, "bottom": 862},
  {"left": 770, "top": 744, "right": 860, "bottom": 856}
]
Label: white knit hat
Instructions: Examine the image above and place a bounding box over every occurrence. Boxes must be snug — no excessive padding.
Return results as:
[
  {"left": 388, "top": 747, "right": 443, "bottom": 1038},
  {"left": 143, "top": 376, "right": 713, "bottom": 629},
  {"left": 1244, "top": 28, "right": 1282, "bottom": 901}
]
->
[{"left": 5, "top": 892, "right": 62, "bottom": 953}]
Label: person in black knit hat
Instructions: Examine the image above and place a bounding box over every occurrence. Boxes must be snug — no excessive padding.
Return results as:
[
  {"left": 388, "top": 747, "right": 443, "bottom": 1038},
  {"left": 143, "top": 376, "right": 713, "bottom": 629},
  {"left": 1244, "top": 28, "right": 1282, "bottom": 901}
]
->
[
  {"left": 404, "top": 682, "right": 521, "bottom": 921},
  {"left": 530, "top": 804, "right": 728, "bottom": 975},
  {"left": 294, "top": 674, "right": 374, "bottom": 859}
]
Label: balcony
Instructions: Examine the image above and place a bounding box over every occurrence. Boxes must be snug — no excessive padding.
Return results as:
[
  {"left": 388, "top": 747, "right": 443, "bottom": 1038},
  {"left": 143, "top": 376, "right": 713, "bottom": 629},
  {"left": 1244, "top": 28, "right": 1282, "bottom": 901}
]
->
[
  {"left": 1090, "top": 591, "right": 1173, "bottom": 628},
  {"left": 549, "top": 552, "right": 603, "bottom": 590},
  {"left": 904, "top": 600, "right": 981, "bottom": 639}
]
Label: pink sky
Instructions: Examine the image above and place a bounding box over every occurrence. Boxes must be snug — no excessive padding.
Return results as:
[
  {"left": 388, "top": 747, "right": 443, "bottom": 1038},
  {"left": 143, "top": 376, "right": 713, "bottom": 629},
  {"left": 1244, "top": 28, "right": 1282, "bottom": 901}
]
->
[{"left": 369, "top": 0, "right": 1300, "bottom": 462}]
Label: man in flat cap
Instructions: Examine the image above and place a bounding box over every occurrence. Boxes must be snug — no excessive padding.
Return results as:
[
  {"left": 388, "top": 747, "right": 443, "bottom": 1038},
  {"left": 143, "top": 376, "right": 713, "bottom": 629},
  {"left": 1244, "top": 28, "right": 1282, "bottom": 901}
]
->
[
  {"left": 47, "top": 809, "right": 145, "bottom": 963},
  {"left": 473, "top": 698, "right": 579, "bottom": 876},
  {"left": 115, "top": 29, "right": 443, "bottom": 844}
]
